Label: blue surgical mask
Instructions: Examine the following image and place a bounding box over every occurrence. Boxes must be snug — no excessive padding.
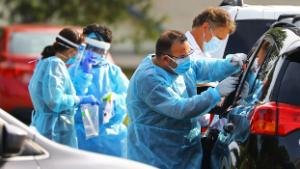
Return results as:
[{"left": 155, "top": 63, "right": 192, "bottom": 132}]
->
[
  {"left": 203, "top": 36, "right": 221, "bottom": 54},
  {"left": 66, "top": 56, "right": 76, "bottom": 65},
  {"left": 169, "top": 56, "right": 191, "bottom": 74},
  {"left": 203, "top": 28, "right": 221, "bottom": 54}
]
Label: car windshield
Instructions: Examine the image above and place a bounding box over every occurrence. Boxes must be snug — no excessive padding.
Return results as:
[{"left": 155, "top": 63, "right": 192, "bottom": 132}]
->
[{"left": 9, "top": 31, "right": 57, "bottom": 55}]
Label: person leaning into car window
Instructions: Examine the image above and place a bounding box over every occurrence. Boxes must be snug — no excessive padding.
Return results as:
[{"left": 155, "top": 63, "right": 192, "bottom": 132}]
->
[
  {"left": 28, "top": 28, "right": 99, "bottom": 148},
  {"left": 185, "top": 7, "right": 248, "bottom": 132},
  {"left": 185, "top": 7, "right": 237, "bottom": 58}
]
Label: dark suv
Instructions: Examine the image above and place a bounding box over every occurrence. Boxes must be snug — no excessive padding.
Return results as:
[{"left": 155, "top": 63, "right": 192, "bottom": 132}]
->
[{"left": 211, "top": 16, "right": 300, "bottom": 169}]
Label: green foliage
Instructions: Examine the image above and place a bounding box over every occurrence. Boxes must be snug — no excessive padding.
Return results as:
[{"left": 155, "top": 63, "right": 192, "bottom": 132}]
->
[{"left": 1, "top": 0, "right": 166, "bottom": 49}]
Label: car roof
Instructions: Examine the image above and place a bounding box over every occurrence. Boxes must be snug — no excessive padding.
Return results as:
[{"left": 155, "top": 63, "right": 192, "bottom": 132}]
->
[{"left": 223, "top": 5, "right": 300, "bottom": 20}]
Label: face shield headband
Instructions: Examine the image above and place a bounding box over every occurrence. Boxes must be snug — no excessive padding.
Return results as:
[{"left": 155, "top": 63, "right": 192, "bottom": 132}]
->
[
  {"left": 85, "top": 37, "right": 111, "bottom": 53},
  {"left": 56, "top": 35, "right": 80, "bottom": 49}
]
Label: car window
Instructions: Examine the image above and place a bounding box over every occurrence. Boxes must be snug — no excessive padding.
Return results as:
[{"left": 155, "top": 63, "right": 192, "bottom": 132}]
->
[
  {"left": 9, "top": 31, "right": 56, "bottom": 55},
  {"left": 236, "top": 37, "right": 280, "bottom": 104},
  {"left": 224, "top": 19, "right": 275, "bottom": 57},
  {"left": 277, "top": 53, "right": 300, "bottom": 106}
]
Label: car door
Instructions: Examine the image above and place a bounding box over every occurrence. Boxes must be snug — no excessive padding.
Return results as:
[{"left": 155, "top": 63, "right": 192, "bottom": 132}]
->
[
  {"left": 0, "top": 118, "right": 41, "bottom": 169},
  {"left": 211, "top": 32, "right": 283, "bottom": 169},
  {"left": 227, "top": 29, "right": 293, "bottom": 169}
]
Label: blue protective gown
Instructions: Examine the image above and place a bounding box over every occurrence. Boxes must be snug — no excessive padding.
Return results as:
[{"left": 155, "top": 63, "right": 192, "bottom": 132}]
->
[
  {"left": 69, "top": 58, "right": 129, "bottom": 157},
  {"left": 29, "top": 56, "right": 78, "bottom": 148},
  {"left": 126, "top": 54, "right": 240, "bottom": 169}
]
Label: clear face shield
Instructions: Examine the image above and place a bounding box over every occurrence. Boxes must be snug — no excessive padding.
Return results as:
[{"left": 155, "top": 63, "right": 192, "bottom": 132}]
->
[
  {"left": 55, "top": 35, "right": 82, "bottom": 64},
  {"left": 85, "top": 37, "right": 111, "bottom": 65},
  {"left": 86, "top": 45, "right": 107, "bottom": 57}
]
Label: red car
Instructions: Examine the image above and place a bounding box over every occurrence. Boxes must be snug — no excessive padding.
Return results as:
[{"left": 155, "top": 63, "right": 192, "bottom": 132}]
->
[{"left": 0, "top": 25, "right": 63, "bottom": 124}]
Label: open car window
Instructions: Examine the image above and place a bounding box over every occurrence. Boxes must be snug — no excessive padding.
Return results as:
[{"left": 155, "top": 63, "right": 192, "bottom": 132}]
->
[{"left": 234, "top": 37, "right": 280, "bottom": 105}]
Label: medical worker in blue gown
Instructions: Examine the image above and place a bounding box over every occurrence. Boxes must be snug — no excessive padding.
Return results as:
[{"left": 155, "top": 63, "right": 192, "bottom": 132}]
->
[
  {"left": 69, "top": 24, "right": 129, "bottom": 157},
  {"left": 29, "top": 28, "right": 99, "bottom": 148},
  {"left": 126, "top": 30, "right": 247, "bottom": 169}
]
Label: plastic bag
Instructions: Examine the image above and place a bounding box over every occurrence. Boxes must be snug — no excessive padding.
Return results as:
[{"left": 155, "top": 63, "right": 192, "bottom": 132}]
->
[
  {"left": 80, "top": 104, "right": 99, "bottom": 139},
  {"left": 102, "top": 93, "right": 114, "bottom": 124}
]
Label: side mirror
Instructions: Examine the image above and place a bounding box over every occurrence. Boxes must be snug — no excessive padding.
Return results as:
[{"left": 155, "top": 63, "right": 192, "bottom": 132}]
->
[{"left": 1, "top": 123, "right": 27, "bottom": 157}]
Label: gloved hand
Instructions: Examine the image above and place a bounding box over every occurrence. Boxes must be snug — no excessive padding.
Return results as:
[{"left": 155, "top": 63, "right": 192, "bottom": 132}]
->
[
  {"left": 217, "top": 76, "right": 239, "bottom": 97},
  {"left": 79, "top": 95, "right": 100, "bottom": 105},
  {"left": 80, "top": 50, "right": 97, "bottom": 73},
  {"left": 230, "top": 53, "right": 247, "bottom": 67},
  {"left": 239, "top": 81, "right": 249, "bottom": 99}
]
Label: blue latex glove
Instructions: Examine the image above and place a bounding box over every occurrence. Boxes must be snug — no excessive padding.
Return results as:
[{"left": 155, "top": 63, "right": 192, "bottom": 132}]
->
[
  {"left": 80, "top": 50, "right": 97, "bottom": 73},
  {"left": 217, "top": 76, "right": 239, "bottom": 97},
  {"left": 79, "top": 95, "right": 99, "bottom": 105}
]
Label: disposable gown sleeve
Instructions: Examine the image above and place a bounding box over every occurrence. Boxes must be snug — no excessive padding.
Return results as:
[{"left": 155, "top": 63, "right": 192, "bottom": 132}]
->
[
  {"left": 110, "top": 66, "right": 129, "bottom": 123},
  {"left": 192, "top": 56, "right": 241, "bottom": 83},
  {"left": 43, "top": 61, "right": 77, "bottom": 112},
  {"left": 139, "top": 75, "right": 222, "bottom": 120},
  {"left": 69, "top": 65, "right": 93, "bottom": 95}
]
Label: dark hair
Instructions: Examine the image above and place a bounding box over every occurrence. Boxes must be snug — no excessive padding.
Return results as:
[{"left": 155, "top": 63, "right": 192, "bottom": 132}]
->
[
  {"left": 41, "top": 28, "right": 83, "bottom": 59},
  {"left": 83, "top": 24, "right": 112, "bottom": 43},
  {"left": 155, "top": 30, "right": 187, "bottom": 57},
  {"left": 192, "top": 7, "right": 236, "bottom": 33}
]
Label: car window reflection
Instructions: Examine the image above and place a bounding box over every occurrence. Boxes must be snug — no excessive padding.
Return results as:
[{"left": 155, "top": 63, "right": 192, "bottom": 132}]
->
[{"left": 239, "top": 39, "right": 279, "bottom": 105}]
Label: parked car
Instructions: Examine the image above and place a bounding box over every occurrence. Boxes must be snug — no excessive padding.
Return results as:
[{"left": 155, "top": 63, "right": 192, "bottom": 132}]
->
[
  {"left": 0, "top": 108, "right": 156, "bottom": 169},
  {"left": 209, "top": 0, "right": 300, "bottom": 59},
  {"left": 0, "top": 25, "right": 62, "bottom": 124},
  {"left": 211, "top": 15, "right": 300, "bottom": 169}
]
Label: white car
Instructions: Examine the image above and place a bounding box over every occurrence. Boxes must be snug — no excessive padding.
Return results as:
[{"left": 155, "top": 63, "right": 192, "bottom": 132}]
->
[
  {"left": 211, "top": 0, "right": 300, "bottom": 58},
  {"left": 0, "top": 108, "right": 157, "bottom": 169}
]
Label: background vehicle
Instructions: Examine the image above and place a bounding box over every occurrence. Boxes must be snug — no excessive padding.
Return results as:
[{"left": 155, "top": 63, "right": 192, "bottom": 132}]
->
[
  {"left": 0, "top": 108, "right": 156, "bottom": 169},
  {"left": 214, "top": 15, "right": 300, "bottom": 169},
  {"left": 0, "top": 25, "right": 62, "bottom": 124},
  {"left": 210, "top": 0, "right": 300, "bottom": 59}
]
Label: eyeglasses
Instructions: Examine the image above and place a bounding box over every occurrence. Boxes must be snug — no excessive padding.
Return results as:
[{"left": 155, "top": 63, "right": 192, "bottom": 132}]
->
[{"left": 165, "top": 49, "right": 194, "bottom": 59}]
